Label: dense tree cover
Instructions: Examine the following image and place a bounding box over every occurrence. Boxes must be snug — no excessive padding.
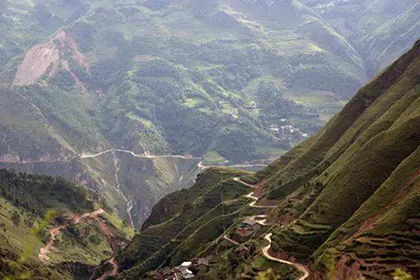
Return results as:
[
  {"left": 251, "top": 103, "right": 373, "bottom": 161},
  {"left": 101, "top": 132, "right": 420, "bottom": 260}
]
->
[
  {"left": 215, "top": 127, "right": 258, "bottom": 162},
  {"left": 0, "top": 169, "right": 93, "bottom": 215},
  {"left": 136, "top": 59, "right": 181, "bottom": 79}
]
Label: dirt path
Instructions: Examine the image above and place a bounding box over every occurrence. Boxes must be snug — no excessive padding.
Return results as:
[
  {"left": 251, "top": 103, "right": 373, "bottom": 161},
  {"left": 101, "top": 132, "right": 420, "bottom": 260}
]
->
[
  {"left": 96, "top": 257, "right": 118, "bottom": 280},
  {"left": 234, "top": 178, "right": 277, "bottom": 209},
  {"left": 94, "top": 217, "right": 121, "bottom": 280},
  {"left": 248, "top": 215, "right": 269, "bottom": 226},
  {"left": 223, "top": 234, "right": 240, "bottom": 246},
  {"left": 80, "top": 149, "right": 201, "bottom": 160},
  {"left": 198, "top": 162, "right": 267, "bottom": 170},
  {"left": 263, "top": 233, "right": 309, "bottom": 280},
  {"left": 38, "top": 208, "right": 105, "bottom": 264},
  {"left": 231, "top": 177, "right": 310, "bottom": 279},
  {"left": 39, "top": 207, "right": 122, "bottom": 279},
  {"left": 82, "top": 148, "right": 266, "bottom": 169},
  {"left": 233, "top": 177, "right": 257, "bottom": 188},
  {"left": 38, "top": 225, "right": 66, "bottom": 264}
]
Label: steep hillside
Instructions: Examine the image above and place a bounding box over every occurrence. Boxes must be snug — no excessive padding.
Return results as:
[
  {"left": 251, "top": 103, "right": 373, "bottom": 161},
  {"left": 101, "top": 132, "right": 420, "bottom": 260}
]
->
[
  {"left": 301, "top": 0, "right": 420, "bottom": 76},
  {"left": 0, "top": 169, "right": 133, "bottom": 280},
  {"left": 111, "top": 40, "right": 419, "bottom": 280},
  {"left": 0, "top": 0, "right": 417, "bottom": 231},
  {"left": 261, "top": 39, "right": 420, "bottom": 279}
]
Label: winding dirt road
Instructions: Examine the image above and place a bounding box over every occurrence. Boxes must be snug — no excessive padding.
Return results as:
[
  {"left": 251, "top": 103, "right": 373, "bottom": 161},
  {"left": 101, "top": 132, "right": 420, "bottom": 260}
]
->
[
  {"left": 96, "top": 257, "right": 118, "bottom": 280},
  {"left": 38, "top": 225, "right": 66, "bottom": 264},
  {"left": 81, "top": 149, "right": 265, "bottom": 169},
  {"left": 232, "top": 177, "right": 310, "bottom": 280},
  {"left": 79, "top": 151, "right": 266, "bottom": 228},
  {"left": 80, "top": 149, "right": 201, "bottom": 160},
  {"left": 234, "top": 177, "right": 277, "bottom": 209},
  {"left": 263, "top": 233, "right": 309, "bottom": 280},
  {"left": 38, "top": 208, "right": 105, "bottom": 264},
  {"left": 39, "top": 207, "right": 121, "bottom": 280}
]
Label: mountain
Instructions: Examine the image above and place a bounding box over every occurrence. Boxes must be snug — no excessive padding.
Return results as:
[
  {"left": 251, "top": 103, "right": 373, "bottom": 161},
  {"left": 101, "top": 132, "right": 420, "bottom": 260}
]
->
[
  {"left": 112, "top": 40, "right": 420, "bottom": 279},
  {"left": 0, "top": 169, "right": 133, "bottom": 280},
  {"left": 301, "top": 0, "right": 420, "bottom": 76},
  {"left": 0, "top": 0, "right": 418, "bottom": 230}
]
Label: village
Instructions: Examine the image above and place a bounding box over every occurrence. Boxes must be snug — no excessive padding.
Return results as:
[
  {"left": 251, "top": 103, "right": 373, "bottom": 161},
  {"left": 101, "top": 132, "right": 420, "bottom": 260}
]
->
[{"left": 150, "top": 216, "right": 267, "bottom": 280}]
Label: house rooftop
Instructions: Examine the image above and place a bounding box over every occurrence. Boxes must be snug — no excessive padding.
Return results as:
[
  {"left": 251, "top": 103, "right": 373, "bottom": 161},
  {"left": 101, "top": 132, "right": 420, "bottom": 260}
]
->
[
  {"left": 181, "top": 261, "right": 192, "bottom": 267},
  {"left": 242, "top": 219, "right": 258, "bottom": 226}
]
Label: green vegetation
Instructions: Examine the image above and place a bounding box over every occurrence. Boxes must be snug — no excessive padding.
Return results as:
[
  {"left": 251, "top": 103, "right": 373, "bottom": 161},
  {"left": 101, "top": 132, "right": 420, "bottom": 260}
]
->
[
  {"left": 0, "top": 1, "right": 418, "bottom": 279},
  {"left": 0, "top": 169, "right": 94, "bottom": 215},
  {"left": 0, "top": 169, "right": 130, "bottom": 279},
  {"left": 0, "top": 0, "right": 417, "bottom": 233},
  {"left": 117, "top": 167, "right": 252, "bottom": 277},
  {"left": 111, "top": 41, "right": 419, "bottom": 280}
]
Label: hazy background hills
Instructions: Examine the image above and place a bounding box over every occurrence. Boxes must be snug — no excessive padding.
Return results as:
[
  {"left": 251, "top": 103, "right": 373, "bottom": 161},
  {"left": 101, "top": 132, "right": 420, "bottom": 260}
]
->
[
  {"left": 114, "top": 39, "right": 420, "bottom": 280},
  {"left": 0, "top": 0, "right": 418, "bottom": 228}
]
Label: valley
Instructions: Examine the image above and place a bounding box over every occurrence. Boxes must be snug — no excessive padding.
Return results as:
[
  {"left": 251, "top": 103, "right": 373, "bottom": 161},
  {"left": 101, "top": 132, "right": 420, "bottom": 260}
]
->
[
  {"left": 0, "top": 0, "right": 418, "bottom": 233},
  {"left": 110, "top": 40, "right": 420, "bottom": 280},
  {"left": 0, "top": 0, "right": 418, "bottom": 279}
]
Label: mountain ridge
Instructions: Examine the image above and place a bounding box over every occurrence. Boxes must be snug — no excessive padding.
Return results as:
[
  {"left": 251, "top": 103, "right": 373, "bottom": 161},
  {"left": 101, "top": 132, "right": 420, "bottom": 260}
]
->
[{"left": 111, "top": 39, "right": 420, "bottom": 280}]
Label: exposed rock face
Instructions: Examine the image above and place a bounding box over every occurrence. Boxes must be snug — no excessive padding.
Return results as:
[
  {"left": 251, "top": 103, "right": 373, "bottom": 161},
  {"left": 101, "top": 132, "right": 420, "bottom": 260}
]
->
[{"left": 13, "top": 30, "right": 89, "bottom": 87}]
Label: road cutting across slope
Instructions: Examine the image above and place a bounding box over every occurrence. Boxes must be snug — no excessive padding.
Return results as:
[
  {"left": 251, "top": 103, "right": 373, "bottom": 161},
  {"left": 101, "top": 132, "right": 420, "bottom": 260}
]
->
[
  {"left": 232, "top": 177, "right": 310, "bottom": 279},
  {"left": 233, "top": 177, "right": 277, "bottom": 209},
  {"left": 39, "top": 208, "right": 105, "bottom": 264},
  {"left": 263, "top": 233, "right": 309, "bottom": 280},
  {"left": 80, "top": 149, "right": 201, "bottom": 160}
]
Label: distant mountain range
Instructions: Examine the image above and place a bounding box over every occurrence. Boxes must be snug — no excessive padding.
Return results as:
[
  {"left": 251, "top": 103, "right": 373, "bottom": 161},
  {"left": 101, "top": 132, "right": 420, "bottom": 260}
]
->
[
  {"left": 0, "top": 0, "right": 418, "bottom": 230},
  {"left": 112, "top": 39, "right": 420, "bottom": 280}
]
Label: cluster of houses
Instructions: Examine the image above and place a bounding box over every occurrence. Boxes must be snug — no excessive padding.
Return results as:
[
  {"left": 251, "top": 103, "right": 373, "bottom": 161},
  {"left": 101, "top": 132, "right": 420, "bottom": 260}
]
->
[
  {"left": 268, "top": 124, "right": 309, "bottom": 140},
  {"left": 151, "top": 218, "right": 267, "bottom": 279},
  {"left": 152, "top": 256, "right": 213, "bottom": 280},
  {"left": 236, "top": 219, "right": 262, "bottom": 238},
  {"left": 152, "top": 261, "right": 194, "bottom": 280}
]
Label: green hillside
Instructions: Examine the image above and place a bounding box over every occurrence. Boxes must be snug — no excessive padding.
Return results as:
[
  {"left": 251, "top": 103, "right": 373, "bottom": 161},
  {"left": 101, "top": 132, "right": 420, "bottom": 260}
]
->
[
  {"left": 110, "top": 40, "right": 420, "bottom": 280},
  {"left": 0, "top": 169, "right": 132, "bottom": 280},
  {"left": 0, "top": 0, "right": 417, "bottom": 230}
]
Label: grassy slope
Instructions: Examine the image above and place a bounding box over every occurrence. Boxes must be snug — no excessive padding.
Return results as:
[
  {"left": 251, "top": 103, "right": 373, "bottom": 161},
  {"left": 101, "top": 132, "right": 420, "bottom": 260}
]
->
[
  {"left": 0, "top": 197, "right": 73, "bottom": 280},
  {"left": 266, "top": 41, "right": 420, "bottom": 278},
  {"left": 141, "top": 167, "right": 248, "bottom": 229},
  {"left": 265, "top": 39, "right": 420, "bottom": 198},
  {"left": 116, "top": 167, "right": 252, "bottom": 278},
  {"left": 112, "top": 41, "right": 419, "bottom": 280},
  {"left": 315, "top": 147, "right": 420, "bottom": 279},
  {"left": 0, "top": 0, "right": 417, "bottom": 234},
  {"left": 0, "top": 169, "right": 132, "bottom": 280}
]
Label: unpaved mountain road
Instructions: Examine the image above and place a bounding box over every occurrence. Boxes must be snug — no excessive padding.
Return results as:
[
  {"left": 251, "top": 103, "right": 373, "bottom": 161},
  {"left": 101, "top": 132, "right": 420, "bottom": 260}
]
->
[
  {"left": 39, "top": 207, "right": 121, "bottom": 280},
  {"left": 263, "top": 233, "right": 309, "bottom": 280},
  {"left": 81, "top": 149, "right": 267, "bottom": 169},
  {"left": 233, "top": 177, "right": 310, "bottom": 280},
  {"left": 80, "top": 149, "right": 201, "bottom": 160},
  {"left": 39, "top": 208, "right": 105, "bottom": 264},
  {"left": 96, "top": 257, "right": 118, "bottom": 280},
  {"left": 234, "top": 177, "right": 277, "bottom": 209}
]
